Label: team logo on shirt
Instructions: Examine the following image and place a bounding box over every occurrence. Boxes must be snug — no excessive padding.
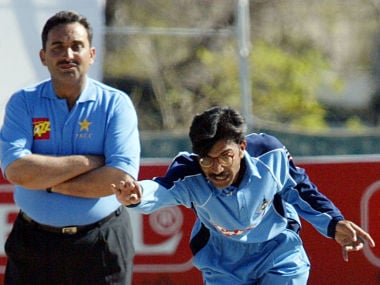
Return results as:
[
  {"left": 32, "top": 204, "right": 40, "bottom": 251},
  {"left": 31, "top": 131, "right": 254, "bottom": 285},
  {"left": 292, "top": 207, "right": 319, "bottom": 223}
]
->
[
  {"left": 257, "top": 198, "right": 271, "bottom": 219},
  {"left": 33, "top": 118, "right": 50, "bottom": 140},
  {"left": 77, "top": 118, "right": 93, "bottom": 139},
  {"left": 259, "top": 198, "right": 270, "bottom": 212},
  {"left": 79, "top": 118, "right": 92, "bottom": 131}
]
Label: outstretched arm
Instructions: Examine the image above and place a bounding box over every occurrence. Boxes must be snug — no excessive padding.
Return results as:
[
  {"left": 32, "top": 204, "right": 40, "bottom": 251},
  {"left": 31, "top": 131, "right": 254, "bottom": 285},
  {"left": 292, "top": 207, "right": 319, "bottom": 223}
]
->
[
  {"left": 334, "top": 220, "right": 375, "bottom": 262},
  {"left": 111, "top": 177, "right": 142, "bottom": 206}
]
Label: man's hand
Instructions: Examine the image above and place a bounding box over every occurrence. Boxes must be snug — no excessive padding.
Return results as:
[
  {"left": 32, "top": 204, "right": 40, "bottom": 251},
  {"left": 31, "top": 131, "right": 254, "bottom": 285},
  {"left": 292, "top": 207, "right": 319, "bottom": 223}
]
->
[
  {"left": 334, "top": 220, "right": 375, "bottom": 262},
  {"left": 111, "top": 178, "right": 142, "bottom": 206}
]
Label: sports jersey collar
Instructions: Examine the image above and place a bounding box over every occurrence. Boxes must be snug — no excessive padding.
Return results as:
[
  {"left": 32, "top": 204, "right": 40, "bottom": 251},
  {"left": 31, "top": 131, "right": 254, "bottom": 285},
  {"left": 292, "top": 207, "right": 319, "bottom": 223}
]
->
[
  {"left": 243, "top": 151, "right": 261, "bottom": 179},
  {"left": 40, "top": 79, "right": 56, "bottom": 99},
  {"left": 76, "top": 77, "right": 97, "bottom": 103},
  {"left": 207, "top": 180, "right": 238, "bottom": 196},
  {"left": 231, "top": 152, "right": 260, "bottom": 190},
  {"left": 41, "top": 77, "right": 96, "bottom": 102}
]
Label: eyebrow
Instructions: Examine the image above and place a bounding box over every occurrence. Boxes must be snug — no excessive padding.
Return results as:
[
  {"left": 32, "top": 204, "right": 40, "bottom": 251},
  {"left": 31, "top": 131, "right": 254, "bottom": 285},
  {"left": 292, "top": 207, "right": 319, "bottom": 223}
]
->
[
  {"left": 50, "top": 39, "right": 85, "bottom": 46},
  {"left": 206, "top": 148, "right": 235, "bottom": 158}
]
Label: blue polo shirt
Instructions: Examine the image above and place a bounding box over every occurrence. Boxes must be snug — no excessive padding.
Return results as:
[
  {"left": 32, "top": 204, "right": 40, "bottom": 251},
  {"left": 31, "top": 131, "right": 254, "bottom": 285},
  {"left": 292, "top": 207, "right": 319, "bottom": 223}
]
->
[{"left": 0, "top": 77, "right": 140, "bottom": 226}]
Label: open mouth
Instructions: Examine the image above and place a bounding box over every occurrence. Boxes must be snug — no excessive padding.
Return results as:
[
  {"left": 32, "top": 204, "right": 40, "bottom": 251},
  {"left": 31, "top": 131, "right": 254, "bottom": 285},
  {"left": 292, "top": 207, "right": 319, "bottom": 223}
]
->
[
  {"left": 209, "top": 173, "right": 230, "bottom": 185},
  {"left": 213, "top": 174, "right": 228, "bottom": 180}
]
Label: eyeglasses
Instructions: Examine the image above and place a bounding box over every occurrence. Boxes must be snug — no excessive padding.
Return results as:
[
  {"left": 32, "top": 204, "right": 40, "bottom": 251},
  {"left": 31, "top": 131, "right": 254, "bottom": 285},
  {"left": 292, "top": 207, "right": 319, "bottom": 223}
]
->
[{"left": 198, "top": 149, "right": 237, "bottom": 168}]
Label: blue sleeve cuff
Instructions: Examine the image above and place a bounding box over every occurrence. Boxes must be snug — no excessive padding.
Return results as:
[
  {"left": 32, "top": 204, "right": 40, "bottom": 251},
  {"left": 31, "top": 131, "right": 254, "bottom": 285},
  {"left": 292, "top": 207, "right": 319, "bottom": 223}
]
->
[{"left": 328, "top": 216, "right": 345, "bottom": 238}]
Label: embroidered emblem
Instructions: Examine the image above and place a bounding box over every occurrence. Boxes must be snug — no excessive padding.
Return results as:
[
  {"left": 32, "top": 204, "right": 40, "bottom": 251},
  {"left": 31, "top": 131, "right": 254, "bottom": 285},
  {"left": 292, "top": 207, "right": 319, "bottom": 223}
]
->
[
  {"left": 259, "top": 198, "right": 270, "bottom": 212},
  {"left": 79, "top": 118, "right": 92, "bottom": 131},
  {"left": 33, "top": 118, "right": 50, "bottom": 140}
]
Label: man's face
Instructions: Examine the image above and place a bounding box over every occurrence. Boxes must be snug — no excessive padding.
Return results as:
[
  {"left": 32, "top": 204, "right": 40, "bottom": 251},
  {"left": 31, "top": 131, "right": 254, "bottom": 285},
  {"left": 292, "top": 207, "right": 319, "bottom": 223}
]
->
[
  {"left": 39, "top": 22, "right": 95, "bottom": 84},
  {"left": 199, "top": 140, "right": 246, "bottom": 189}
]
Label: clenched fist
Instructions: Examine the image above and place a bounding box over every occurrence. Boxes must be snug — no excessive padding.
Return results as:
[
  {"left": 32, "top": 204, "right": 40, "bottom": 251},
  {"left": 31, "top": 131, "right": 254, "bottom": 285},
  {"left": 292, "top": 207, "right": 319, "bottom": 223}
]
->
[{"left": 111, "top": 178, "right": 142, "bottom": 206}]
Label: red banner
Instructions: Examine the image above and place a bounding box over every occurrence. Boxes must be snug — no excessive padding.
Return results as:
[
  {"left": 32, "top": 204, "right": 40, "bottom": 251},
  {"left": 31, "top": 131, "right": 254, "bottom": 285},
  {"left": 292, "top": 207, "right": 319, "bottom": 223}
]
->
[
  {"left": 296, "top": 157, "right": 380, "bottom": 285},
  {"left": 1, "top": 156, "right": 379, "bottom": 284}
]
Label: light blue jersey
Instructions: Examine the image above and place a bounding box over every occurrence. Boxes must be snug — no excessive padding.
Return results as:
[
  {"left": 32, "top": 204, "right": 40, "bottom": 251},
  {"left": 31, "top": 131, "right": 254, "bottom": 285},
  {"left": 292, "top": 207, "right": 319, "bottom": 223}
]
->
[
  {"left": 129, "top": 133, "right": 344, "bottom": 284},
  {"left": 0, "top": 77, "right": 140, "bottom": 226},
  {"left": 138, "top": 148, "right": 297, "bottom": 243}
]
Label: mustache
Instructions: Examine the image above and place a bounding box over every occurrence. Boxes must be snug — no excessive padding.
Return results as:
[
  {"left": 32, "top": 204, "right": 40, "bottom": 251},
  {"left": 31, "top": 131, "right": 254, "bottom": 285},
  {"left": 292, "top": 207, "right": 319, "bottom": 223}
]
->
[
  {"left": 208, "top": 172, "right": 228, "bottom": 179},
  {"left": 58, "top": 60, "right": 78, "bottom": 65}
]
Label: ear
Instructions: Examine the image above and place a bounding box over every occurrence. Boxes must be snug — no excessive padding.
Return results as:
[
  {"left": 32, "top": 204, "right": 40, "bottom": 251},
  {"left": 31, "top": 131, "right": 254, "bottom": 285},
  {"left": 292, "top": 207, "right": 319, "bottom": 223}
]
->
[
  {"left": 39, "top": 49, "right": 47, "bottom": 66},
  {"left": 240, "top": 140, "right": 247, "bottom": 150},
  {"left": 239, "top": 140, "right": 247, "bottom": 157},
  {"left": 89, "top": 47, "right": 96, "bottom": 65}
]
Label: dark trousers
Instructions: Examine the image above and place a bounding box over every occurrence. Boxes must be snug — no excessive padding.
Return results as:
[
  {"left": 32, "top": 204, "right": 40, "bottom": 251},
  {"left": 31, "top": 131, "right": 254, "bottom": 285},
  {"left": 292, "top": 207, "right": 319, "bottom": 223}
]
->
[{"left": 4, "top": 206, "right": 134, "bottom": 285}]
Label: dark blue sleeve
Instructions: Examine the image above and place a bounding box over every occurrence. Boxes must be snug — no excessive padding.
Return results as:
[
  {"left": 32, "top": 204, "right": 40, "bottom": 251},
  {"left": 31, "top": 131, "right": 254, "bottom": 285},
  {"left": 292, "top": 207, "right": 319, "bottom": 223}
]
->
[
  {"left": 153, "top": 152, "right": 202, "bottom": 188},
  {"left": 246, "top": 133, "right": 344, "bottom": 238},
  {"left": 287, "top": 155, "right": 344, "bottom": 237}
]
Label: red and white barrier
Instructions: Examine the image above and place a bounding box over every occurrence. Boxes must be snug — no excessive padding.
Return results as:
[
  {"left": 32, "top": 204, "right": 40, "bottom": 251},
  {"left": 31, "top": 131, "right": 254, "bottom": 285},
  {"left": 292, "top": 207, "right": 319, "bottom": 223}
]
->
[{"left": 1, "top": 156, "right": 379, "bottom": 285}]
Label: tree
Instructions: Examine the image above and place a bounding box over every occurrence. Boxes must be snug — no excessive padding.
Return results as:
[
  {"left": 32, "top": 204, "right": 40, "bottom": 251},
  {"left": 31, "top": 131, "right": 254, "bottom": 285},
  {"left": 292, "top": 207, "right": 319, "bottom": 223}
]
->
[
  {"left": 197, "top": 39, "right": 343, "bottom": 131},
  {"left": 103, "top": 0, "right": 378, "bottom": 131}
]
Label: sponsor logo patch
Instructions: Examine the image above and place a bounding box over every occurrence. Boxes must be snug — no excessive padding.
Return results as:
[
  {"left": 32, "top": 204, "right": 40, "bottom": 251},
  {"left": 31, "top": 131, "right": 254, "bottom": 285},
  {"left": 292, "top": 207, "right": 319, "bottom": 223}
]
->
[{"left": 33, "top": 118, "right": 50, "bottom": 140}]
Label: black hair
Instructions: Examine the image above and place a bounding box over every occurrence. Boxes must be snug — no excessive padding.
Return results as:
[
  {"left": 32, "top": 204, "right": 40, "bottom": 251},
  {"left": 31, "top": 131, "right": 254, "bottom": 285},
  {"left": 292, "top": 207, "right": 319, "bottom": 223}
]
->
[
  {"left": 189, "top": 106, "right": 247, "bottom": 156},
  {"left": 41, "top": 10, "right": 93, "bottom": 50}
]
